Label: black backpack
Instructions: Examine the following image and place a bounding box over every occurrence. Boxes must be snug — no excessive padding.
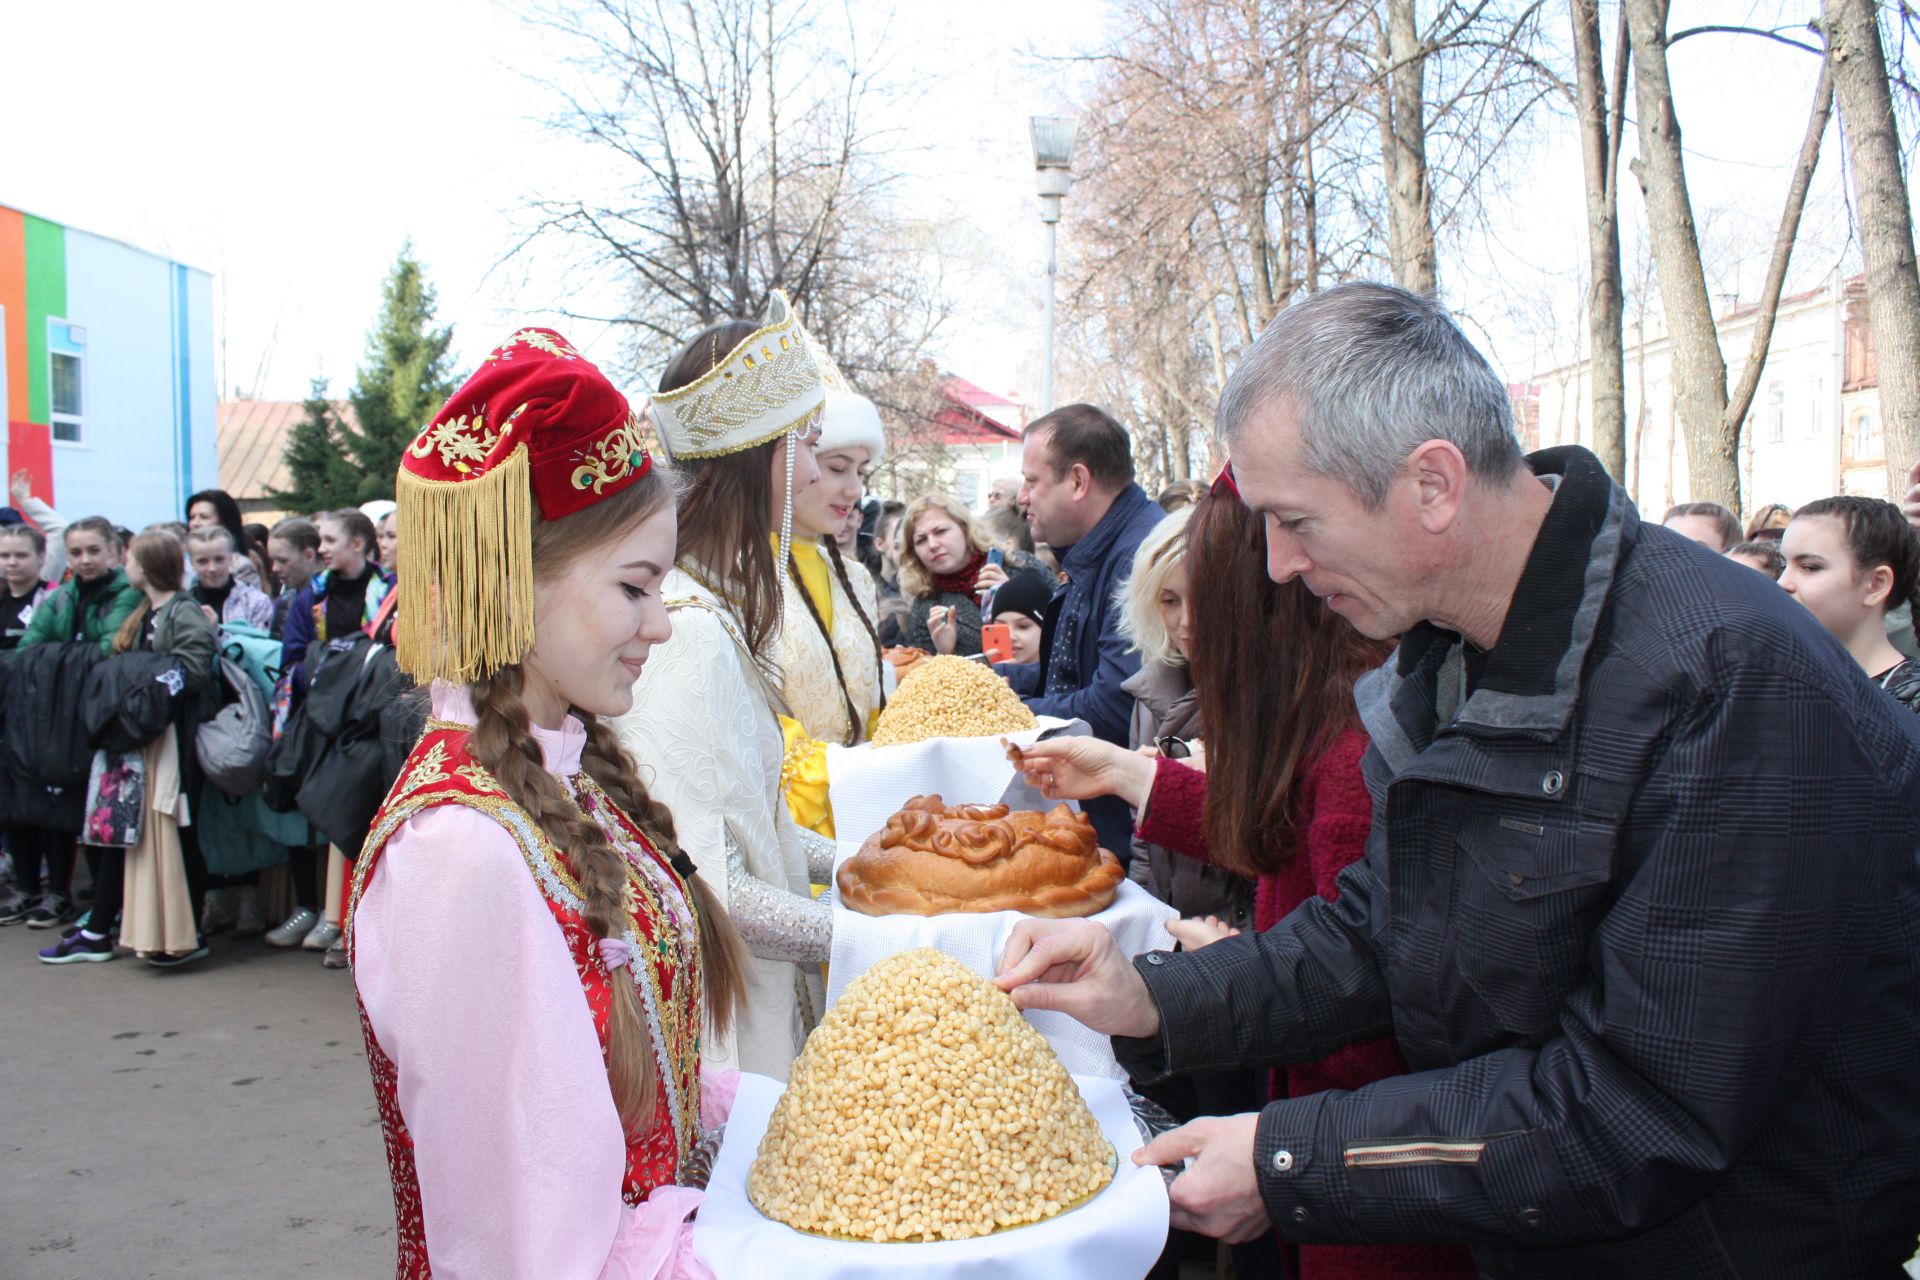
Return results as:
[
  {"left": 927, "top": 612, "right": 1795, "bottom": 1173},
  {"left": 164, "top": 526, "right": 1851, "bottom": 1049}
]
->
[
  {"left": 4, "top": 641, "right": 104, "bottom": 790},
  {"left": 81, "top": 651, "right": 190, "bottom": 755},
  {"left": 297, "top": 643, "right": 417, "bottom": 857}
]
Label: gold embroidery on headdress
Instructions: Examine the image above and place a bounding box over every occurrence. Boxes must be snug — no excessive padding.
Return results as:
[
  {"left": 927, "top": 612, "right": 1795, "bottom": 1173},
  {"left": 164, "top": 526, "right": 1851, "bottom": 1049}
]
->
[{"left": 570, "top": 413, "right": 651, "bottom": 493}]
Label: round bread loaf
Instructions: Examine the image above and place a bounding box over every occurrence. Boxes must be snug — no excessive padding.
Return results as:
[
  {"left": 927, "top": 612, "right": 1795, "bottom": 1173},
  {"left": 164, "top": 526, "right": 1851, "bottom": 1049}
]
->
[{"left": 836, "top": 795, "right": 1124, "bottom": 917}]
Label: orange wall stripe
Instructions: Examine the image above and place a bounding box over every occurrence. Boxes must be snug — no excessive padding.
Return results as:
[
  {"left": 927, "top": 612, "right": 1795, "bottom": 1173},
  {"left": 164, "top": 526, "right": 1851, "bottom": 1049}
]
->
[{"left": 0, "top": 206, "right": 26, "bottom": 424}]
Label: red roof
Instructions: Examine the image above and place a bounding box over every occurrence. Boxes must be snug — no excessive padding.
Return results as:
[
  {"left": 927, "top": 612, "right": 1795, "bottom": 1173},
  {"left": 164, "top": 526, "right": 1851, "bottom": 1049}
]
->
[{"left": 936, "top": 376, "right": 1025, "bottom": 446}]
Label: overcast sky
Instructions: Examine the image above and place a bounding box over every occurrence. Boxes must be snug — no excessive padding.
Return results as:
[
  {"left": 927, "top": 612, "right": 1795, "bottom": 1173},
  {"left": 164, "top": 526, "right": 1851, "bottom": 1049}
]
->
[{"left": 0, "top": 0, "right": 1848, "bottom": 408}]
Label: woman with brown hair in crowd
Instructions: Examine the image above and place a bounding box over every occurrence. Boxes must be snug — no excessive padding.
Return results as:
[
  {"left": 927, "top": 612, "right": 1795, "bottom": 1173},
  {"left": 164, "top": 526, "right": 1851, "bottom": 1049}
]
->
[
  {"left": 898, "top": 492, "right": 1009, "bottom": 654},
  {"left": 348, "top": 327, "right": 749, "bottom": 1275},
  {"left": 1011, "top": 474, "right": 1476, "bottom": 1280},
  {"left": 39, "top": 529, "right": 220, "bottom": 967}
]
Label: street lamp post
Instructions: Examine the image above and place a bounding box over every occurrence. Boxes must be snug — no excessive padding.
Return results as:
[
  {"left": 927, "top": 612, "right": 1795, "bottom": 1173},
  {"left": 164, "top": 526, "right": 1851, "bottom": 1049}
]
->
[{"left": 1030, "top": 115, "right": 1077, "bottom": 416}]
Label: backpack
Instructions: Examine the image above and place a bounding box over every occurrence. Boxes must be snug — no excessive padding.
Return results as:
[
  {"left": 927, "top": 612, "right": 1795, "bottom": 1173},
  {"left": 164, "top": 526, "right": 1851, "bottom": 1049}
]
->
[
  {"left": 4, "top": 641, "right": 104, "bottom": 792},
  {"left": 81, "top": 651, "right": 189, "bottom": 755},
  {"left": 217, "top": 620, "right": 284, "bottom": 700},
  {"left": 297, "top": 642, "right": 416, "bottom": 857},
  {"left": 196, "top": 657, "right": 272, "bottom": 797}
]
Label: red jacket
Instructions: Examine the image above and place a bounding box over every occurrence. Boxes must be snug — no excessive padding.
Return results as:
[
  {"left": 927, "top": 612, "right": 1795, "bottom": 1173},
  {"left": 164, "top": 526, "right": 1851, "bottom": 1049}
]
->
[{"left": 1135, "top": 727, "right": 1475, "bottom": 1280}]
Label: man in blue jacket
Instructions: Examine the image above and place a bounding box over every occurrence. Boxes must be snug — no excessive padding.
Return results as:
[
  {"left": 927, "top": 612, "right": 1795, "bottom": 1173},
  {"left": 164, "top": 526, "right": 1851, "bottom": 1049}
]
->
[{"left": 1003, "top": 403, "right": 1165, "bottom": 859}]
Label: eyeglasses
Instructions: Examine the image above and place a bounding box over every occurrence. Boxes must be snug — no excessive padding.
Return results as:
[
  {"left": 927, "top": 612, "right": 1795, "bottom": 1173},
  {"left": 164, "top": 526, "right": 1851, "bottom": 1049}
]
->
[{"left": 1154, "top": 734, "right": 1193, "bottom": 760}]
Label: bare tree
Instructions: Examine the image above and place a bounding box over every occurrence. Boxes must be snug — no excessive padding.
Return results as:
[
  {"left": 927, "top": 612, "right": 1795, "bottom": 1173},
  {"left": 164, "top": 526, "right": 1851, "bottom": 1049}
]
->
[
  {"left": 1379, "top": 0, "right": 1437, "bottom": 292},
  {"left": 1821, "top": 0, "right": 1920, "bottom": 493},
  {"left": 1625, "top": 1, "right": 1833, "bottom": 514},
  {"left": 510, "top": 0, "right": 945, "bottom": 399},
  {"left": 1056, "top": 0, "right": 1550, "bottom": 476},
  {"left": 1571, "top": 0, "right": 1630, "bottom": 480}
]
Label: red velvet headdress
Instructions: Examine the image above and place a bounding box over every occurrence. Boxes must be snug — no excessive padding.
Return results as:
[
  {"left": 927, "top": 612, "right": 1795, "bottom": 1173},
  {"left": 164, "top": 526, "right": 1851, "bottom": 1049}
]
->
[{"left": 394, "top": 327, "right": 653, "bottom": 684}]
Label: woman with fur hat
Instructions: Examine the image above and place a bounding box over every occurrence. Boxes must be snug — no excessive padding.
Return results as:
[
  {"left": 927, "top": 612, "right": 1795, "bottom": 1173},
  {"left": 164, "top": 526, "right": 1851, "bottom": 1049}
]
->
[
  {"left": 766, "top": 386, "right": 893, "bottom": 836},
  {"left": 348, "top": 328, "right": 749, "bottom": 1277}
]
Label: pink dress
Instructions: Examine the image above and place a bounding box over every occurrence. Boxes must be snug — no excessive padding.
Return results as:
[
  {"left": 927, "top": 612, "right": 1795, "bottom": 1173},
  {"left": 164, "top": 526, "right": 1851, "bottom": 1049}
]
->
[{"left": 352, "top": 686, "right": 732, "bottom": 1279}]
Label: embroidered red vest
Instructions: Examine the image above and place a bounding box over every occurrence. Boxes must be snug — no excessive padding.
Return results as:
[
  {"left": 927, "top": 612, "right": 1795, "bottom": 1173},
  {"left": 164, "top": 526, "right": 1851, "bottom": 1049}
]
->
[{"left": 345, "top": 724, "right": 704, "bottom": 1280}]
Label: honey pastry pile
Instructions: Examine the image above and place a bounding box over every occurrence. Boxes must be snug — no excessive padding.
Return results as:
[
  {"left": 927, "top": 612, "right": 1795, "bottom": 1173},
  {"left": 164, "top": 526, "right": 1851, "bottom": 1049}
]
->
[
  {"left": 871, "top": 656, "right": 1037, "bottom": 746},
  {"left": 747, "top": 948, "right": 1113, "bottom": 1242}
]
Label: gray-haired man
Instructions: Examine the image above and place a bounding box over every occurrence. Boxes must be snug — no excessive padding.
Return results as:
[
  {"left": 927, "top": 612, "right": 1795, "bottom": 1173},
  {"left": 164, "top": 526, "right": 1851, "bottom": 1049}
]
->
[{"left": 999, "top": 282, "right": 1920, "bottom": 1276}]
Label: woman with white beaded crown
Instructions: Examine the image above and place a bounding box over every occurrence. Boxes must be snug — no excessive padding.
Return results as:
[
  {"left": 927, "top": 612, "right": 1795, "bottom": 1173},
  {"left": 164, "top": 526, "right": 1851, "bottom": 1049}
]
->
[
  {"left": 612, "top": 294, "right": 841, "bottom": 1081},
  {"left": 347, "top": 328, "right": 750, "bottom": 1278}
]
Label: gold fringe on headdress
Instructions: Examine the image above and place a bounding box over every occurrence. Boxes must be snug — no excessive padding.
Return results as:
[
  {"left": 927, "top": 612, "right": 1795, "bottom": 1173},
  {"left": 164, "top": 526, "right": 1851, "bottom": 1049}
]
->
[{"left": 394, "top": 444, "right": 537, "bottom": 685}]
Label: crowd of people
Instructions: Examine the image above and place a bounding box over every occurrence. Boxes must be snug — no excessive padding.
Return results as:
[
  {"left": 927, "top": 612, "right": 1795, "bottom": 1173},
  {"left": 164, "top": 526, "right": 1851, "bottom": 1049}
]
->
[
  {"left": 0, "top": 478, "right": 405, "bottom": 970},
  {"left": 10, "top": 283, "right": 1920, "bottom": 1278}
]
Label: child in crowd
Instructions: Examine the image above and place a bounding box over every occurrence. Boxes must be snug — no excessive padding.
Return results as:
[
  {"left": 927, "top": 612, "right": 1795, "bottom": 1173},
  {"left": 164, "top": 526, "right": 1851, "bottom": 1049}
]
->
[
  {"left": 186, "top": 489, "right": 269, "bottom": 589},
  {"left": 1781, "top": 495, "right": 1920, "bottom": 712},
  {"left": 281, "top": 509, "right": 390, "bottom": 690},
  {"left": 0, "top": 522, "right": 53, "bottom": 650},
  {"left": 40, "top": 531, "right": 218, "bottom": 965},
  {"left": 265, "top": 516, "right": 322, "bottom": 642},
  {"left": 187, "top": 527, "right": 275, "bottom": 630},
  {"left": 1726, "top": 539, "right": 1786, "bottom": 580},
  {"left": 2, "top": 519, "right": 141, "bottom": 928},
  {"left": 985, "top": 565, "right": 1053, "bottom": 664},
  {"left": 1663, "top": 500, "right": 1742, "bottom": 552}
]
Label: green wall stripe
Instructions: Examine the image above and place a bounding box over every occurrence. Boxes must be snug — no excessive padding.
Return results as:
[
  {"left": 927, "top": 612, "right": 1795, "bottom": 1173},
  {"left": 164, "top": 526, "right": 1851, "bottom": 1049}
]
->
[{"left": 23, "top": 216, "right": 65, "bottom": 426}]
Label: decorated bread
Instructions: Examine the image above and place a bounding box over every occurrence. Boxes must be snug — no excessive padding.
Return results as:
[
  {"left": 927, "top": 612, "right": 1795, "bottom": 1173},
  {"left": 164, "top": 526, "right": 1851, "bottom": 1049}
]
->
[
  {"left": 748, "top": 948, "right": 1114, "bottom": 1241},
  {"left": 836, "top": 795, "right": 1124, "bottom": 918},
  {"left": 871, "top": 655, "right": 1036, "bottom": 746}
]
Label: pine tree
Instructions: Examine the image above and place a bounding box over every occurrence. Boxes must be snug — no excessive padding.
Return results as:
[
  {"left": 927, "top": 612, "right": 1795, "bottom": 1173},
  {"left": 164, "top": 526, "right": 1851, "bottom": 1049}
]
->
[
  {"left": 337, "top": 242, "right": 457, "bottom": 504},
  {"left": 269, "top": 377, "right": 361, "bottom": 513}
]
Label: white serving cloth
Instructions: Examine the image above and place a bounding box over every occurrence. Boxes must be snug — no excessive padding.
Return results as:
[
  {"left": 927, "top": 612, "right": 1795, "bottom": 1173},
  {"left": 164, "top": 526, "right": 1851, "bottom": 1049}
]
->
[
  {"left": 826, "top": 844, "right": 1176, "bottom": 1078},
  {"left": 824, "top": 716, "right": 1086, "bottom": 845},
  {"left": 693, "top": 1072, "right": 1169, "bottom": 1280}
]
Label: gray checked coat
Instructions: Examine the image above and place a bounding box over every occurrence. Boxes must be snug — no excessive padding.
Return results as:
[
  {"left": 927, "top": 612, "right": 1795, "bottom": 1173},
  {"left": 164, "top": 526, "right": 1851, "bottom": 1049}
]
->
[{"left": 1115, "top": 446, "right": 1920, "bottom": 1278}]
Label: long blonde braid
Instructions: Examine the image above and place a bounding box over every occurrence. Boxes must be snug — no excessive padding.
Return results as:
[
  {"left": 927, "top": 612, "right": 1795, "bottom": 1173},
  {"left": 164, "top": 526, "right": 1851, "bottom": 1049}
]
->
[
  {"left": 466, "top": 666, "right": 659, "bottom": 1134},
  {"left": 576, "top": 712, "right": 747, "bottom": 1039}
]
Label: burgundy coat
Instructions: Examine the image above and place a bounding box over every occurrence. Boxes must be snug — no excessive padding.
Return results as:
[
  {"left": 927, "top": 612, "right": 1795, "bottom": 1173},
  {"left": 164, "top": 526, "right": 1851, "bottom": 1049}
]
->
[{"left": 1135, "top": 728, "right": 1475, "bottom": 1280}]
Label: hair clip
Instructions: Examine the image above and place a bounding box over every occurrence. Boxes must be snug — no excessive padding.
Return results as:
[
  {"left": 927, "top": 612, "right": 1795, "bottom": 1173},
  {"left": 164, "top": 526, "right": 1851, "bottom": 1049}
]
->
[
  {"left": 1212, "top": 463, "right": 1240, "bottom": 497},
  {"left": 670, "top": 851, "right": 698, "bottom": 881}
]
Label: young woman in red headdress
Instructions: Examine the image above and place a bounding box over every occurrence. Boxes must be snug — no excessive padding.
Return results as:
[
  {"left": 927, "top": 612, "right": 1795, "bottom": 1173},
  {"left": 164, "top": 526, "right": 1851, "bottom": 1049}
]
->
[{"left": 347, "top": 328, "right": 748, "bottom": 1279}]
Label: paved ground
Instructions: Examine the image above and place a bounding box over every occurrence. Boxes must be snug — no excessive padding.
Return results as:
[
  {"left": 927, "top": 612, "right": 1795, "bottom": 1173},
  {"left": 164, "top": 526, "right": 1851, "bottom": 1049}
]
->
[{"left": 0, "top": 920, "right": 392, "bottom": 1279}]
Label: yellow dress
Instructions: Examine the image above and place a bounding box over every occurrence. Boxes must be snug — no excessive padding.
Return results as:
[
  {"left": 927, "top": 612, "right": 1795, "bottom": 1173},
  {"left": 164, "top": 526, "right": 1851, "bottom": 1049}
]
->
[{"left": 772, "top": 539, "right": 884, "bottom": 843}]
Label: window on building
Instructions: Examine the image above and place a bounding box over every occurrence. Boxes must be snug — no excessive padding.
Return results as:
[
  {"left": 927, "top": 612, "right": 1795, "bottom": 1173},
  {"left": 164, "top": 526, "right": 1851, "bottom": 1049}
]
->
[
  {"left": 48, "top": 321, "right": 85, "bottom": 444},
  {"left": 1808, "top": 376, "right": 1824, "bottom": 437},
  {"left": 1766, "top": 383, "right": 1785, "bottom": 444},
  {"left": 1855, "top": 410, "right": 1875, "bottom": 456}
]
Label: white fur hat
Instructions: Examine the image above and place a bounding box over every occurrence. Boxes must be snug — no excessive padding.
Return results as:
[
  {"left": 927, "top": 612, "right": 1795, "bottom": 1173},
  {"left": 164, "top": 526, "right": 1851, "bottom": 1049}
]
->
[{"left": 816, "top": 390, "right": 886, "bottom": 465}]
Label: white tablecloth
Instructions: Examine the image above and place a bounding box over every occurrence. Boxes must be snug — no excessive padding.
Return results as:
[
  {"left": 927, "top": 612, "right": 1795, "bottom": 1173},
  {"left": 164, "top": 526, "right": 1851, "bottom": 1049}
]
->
[
  {"left": 827, "top": 845, "right": 1176, "bottom": 1078},
  {"left": 693, "top": 1072, "right": 1169, "bottom": 1280},
  {"left": 824, "top": 717, "right": 1087, "bottom": 845}
]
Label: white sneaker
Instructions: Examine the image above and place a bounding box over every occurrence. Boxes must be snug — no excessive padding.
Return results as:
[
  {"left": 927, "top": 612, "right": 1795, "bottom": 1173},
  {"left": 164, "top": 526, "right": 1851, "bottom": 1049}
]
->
[
  {"left": 235, "top": 887, "right": 267, "bottom": 936},
  {"left": 302, "top": 920, "right": 343, "bottom": 952},
  {"left": 265, "top": 908, "right": 318, "bottom": 949}
]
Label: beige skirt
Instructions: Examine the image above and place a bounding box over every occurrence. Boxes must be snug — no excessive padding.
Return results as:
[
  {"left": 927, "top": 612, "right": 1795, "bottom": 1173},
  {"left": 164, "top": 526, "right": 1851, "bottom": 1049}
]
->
[{"left": 119, "top": 729, "right": 198, "bottom": 957}]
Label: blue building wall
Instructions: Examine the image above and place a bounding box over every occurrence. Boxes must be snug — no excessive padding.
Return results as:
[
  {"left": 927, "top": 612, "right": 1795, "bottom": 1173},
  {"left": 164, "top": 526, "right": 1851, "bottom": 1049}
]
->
[{"left": 25, "top": 219, "right": 214, "bottom": 531}]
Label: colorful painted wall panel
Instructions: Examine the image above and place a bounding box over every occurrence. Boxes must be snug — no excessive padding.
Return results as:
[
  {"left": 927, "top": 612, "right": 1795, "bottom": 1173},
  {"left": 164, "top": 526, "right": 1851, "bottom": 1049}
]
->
[{"left": 0, "top": 202, "right": 214, "bottom": 527}]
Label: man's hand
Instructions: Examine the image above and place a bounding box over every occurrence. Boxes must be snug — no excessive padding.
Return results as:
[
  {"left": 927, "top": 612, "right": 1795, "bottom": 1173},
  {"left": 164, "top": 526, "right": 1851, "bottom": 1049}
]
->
[
  {"left": 1136, "top": 1113, "right": 1274, "bottom": 1243},
  {"left": 1902, "top": 458, "right": 1920, "bottom": 534},
  {"left": 1136, "top": 1114, "right": 1271, "bottom": 1243},
  {"left": 9, "top": 469, "right": 31, "bottom": 507},
  {"left": 994, "top": 918, "right": 1162, "bottom": 1038}
]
